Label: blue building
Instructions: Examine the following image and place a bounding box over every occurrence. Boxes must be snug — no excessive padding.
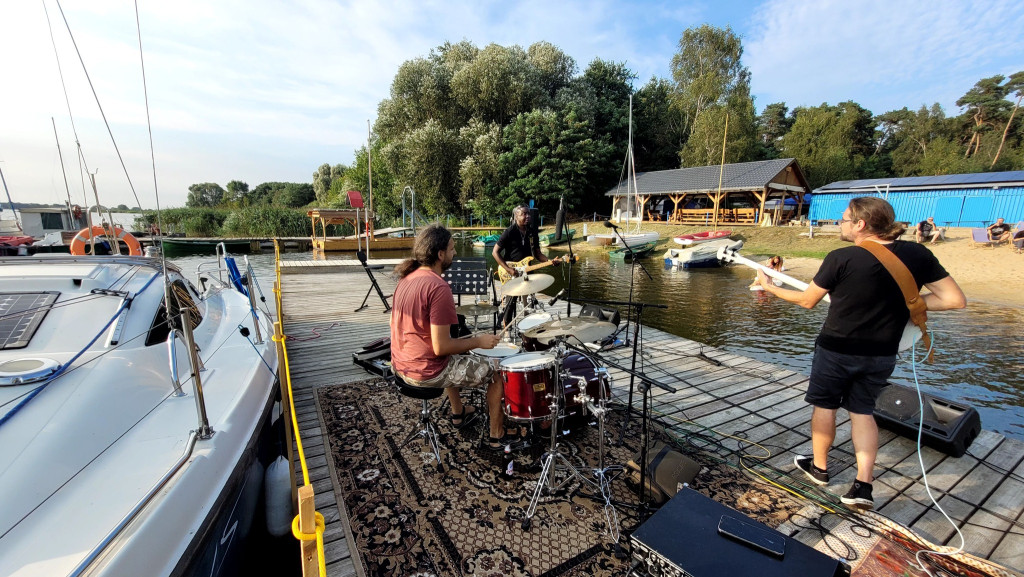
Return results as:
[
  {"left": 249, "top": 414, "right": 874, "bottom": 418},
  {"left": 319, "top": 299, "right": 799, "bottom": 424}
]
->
[{"left": 810, "top": 171, "right": 1024, "bottom": 227}]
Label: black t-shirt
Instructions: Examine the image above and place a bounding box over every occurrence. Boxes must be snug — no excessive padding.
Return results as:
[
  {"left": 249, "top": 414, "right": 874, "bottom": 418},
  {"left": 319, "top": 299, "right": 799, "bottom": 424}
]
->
[
  {"left": 918, "top": 220, "right": 933, "bottom": 234},
  {"left": 990, "top": 223, "right": 1010, "bottom": 236},
  {"left": 813, "top": 241, "right": 948, "bottom": 356},
  {"left": 496, "top": 224, "right": 539, "bottom": 263}
]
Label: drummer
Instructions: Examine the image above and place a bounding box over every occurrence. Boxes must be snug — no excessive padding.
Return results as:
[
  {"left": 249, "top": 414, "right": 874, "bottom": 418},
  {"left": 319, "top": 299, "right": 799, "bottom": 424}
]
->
[
  {"left": 391, "top": 224, "right": 514, "bottom": 449},
  {"left": 493, "top": 205, "right": 561, "bottom": 327}
]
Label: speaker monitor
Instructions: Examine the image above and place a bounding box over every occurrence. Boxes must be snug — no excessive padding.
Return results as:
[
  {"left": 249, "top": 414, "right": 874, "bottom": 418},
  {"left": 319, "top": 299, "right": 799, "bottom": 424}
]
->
[
  {"left": 578, "top": 304, "right": 621, "bottom": 328},
  {"left": 873, "top": 383, "right": 981, "bottom": 458}
]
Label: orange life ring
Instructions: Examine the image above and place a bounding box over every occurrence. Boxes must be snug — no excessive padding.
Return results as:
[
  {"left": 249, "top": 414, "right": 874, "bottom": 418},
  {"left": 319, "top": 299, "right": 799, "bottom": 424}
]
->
[{"left": 69, "top": 225, "right": 143, "bottom": 256}]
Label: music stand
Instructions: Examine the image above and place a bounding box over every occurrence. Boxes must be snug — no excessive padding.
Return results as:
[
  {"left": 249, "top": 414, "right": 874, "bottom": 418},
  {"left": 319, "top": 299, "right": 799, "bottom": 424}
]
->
[{"left": 355, "top": 250, "right": 392, "bottom": 313}]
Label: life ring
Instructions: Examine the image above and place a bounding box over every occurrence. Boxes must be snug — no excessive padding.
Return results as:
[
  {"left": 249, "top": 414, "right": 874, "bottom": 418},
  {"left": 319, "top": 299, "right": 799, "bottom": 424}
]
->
[
  {"left": 69, "top": 225, "right": 143, "bottom": 256},
  {"left": 72, "top": 205, "right": 83, "bottom": 219}
]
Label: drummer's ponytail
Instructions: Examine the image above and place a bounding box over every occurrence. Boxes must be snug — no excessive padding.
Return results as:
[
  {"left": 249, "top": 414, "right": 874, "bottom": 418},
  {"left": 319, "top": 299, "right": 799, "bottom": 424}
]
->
[{"left": 394, "top": 225, "right": 453, "bottom": 279}]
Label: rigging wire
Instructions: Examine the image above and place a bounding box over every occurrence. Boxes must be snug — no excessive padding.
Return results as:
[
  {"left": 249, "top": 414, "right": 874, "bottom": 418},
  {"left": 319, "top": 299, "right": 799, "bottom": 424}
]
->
[
  {"left": 133, "top": 0, "right": 166, "bottom": 275},
  {"left": 53, "top": 0, "right": 144, "bottom": 211}
]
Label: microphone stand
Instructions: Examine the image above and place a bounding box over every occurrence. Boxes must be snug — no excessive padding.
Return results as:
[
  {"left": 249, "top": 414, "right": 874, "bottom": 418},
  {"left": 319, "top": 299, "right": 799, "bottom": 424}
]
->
[{"left": 562, "top": 217, "right": 575, "bottom": 317}]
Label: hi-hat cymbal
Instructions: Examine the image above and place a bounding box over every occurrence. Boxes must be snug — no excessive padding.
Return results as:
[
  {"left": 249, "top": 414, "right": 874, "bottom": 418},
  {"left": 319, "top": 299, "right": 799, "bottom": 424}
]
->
[
  {"left": 521, "top": 317, "right": 617, "bottom": 344},
  {"left": 501, "top": 274, "right": 555, "bottom": 297},
  {"left": 456, "top": 303, "right": 499, "bottom": 316}
]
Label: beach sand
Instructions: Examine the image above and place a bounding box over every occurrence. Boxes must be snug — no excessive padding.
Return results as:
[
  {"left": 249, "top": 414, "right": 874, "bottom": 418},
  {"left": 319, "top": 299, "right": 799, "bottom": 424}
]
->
[{"left": 781, "top": 228, "right": 1022, "bottom": 308}]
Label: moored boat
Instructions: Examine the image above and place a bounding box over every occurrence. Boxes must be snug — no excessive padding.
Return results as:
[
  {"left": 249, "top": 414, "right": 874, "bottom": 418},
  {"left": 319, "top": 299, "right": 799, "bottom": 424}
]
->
[
  {"left": 539, "top": 228, "right": 576, "bottom": 247},
  {"left": 0, "top": 252, "right": 281, "bottom": 577},
  {"left": 162, "top": 237, "right": 254, "bottom": 257},
  {"left": 609, "top": 240, "right": 658, "bottom": 261},
  {"left": 664, "top": 238, "right": 743, "bottom": 269},
  {"left": 472, "top": 234, "right": 500, "bottom": 247},
  {"left": 673, "top": 229, "right": 732, "bottom": 245}
]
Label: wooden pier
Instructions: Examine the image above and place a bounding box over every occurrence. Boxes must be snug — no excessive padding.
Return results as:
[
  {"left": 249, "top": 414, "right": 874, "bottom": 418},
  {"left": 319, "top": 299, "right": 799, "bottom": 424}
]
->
[{"left": 278, "top": 262, "right": 1024, "bottom": 576}]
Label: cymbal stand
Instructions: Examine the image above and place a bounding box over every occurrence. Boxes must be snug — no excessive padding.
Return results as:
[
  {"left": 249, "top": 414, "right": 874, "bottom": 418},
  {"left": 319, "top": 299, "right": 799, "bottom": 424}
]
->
[{"left": 522, "top": 341, "right": 598, "bottom": 530}]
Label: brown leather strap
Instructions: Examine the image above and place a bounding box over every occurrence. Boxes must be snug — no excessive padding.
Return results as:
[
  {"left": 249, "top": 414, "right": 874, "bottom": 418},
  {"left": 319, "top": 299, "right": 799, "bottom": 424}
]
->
[{"left": 860, "top": 241, "right": 933, "bottom": 361}]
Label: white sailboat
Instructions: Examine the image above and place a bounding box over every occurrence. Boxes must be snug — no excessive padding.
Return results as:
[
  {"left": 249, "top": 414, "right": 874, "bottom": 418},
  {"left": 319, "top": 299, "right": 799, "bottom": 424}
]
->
[{"left": 593, "top": 95, "right": 660, "bottom": 248}]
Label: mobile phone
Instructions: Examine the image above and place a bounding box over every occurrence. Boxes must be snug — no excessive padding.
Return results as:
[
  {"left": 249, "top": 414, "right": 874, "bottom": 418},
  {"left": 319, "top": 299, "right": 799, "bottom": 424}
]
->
[{"left": 717, "top": 515, "right": 786, "bottom": 558}]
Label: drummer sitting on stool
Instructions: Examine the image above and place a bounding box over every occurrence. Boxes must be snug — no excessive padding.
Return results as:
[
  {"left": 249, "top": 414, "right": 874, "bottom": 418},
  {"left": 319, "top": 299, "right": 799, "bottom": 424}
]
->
[
  {"left": 391, "top": 224, "right": 515, "bottom": 449},
  {"left": 493, "top": 204, "right": 561, "bottom": 327}
]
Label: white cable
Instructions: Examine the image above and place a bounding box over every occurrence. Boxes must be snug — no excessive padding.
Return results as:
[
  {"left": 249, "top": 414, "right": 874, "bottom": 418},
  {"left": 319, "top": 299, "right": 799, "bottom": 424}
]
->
[{"left": 908, "top": 333, "right": 965, "bottom": 576}]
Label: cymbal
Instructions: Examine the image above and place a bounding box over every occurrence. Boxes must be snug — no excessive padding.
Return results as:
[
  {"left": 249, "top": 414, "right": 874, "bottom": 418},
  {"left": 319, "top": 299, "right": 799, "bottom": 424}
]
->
[
  {"left": 521, "top": 317, "right": 617, "bottom": 344},
  {"left": 456, "top": 303, "right": 499, "bottom": 316},
  {"left": 501, "top": 274, "right": 555, "bottom": 297}
]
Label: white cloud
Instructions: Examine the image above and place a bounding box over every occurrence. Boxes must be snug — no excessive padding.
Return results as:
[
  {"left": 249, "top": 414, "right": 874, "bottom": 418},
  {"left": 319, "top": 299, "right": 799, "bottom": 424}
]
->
[{"left": 745, "top": 0, "right": 1024, "bottom": 114}]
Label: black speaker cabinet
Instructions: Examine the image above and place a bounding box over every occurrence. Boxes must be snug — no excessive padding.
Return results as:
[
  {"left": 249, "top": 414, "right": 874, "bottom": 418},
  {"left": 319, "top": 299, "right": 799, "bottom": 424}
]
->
[
  {"left": 578, "top": 304, "right": 621, "bottom": 327},
  {"left": 873, "top": 383, "right": 981, "bottom": 458},
  {"left": 630, "top": 487, "right": 847, "bottom": 577}
]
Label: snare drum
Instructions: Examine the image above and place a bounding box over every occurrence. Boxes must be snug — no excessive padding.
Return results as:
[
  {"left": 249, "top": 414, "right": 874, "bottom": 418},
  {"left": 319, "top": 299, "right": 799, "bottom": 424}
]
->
[
  {"left": 517, "top": 311, "right": 559, "bottom": 351},
  {"left": 470, "top": 341, "right": 521, "bottom": 369},
  {"left": 561, "top": 354, "right": 612, "bottom": 421},
  {"left": 500, "top": 353, "right": 557, "bottom": 421}
]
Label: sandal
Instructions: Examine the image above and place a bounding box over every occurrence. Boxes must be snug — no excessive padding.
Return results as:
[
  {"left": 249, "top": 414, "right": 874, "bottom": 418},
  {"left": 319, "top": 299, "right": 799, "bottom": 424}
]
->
[{"left": 450, "top": 405, "right": 478, "bottom": 429}]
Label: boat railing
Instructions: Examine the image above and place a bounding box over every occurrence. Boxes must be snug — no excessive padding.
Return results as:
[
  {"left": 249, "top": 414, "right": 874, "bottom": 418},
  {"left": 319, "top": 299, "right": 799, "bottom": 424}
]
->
[
  {"left": 179, "top": 311, "right": 215, "bottom": 440},
  {"left": 195, "top": 242, "right": 232, "bottom": 285}
]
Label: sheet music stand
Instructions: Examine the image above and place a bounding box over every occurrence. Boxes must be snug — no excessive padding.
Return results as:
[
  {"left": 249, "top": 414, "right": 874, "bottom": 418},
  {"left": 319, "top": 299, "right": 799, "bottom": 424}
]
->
[{"left": 355, "top": 250, "right": 392, "bottom": 313}]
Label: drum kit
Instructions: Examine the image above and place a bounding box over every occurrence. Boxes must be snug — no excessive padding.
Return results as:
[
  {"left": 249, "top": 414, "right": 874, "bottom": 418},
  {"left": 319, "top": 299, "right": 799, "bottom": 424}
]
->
[{"left": 465, "top": 272, "right": 626, "bottom": 532}]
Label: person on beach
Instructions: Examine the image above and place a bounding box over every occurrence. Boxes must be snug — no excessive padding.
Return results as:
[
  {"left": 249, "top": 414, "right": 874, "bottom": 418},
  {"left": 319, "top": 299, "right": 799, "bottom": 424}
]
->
[
  {"left": 750, "top": 255, "right": 784, "bottom": 289},
  {"left": 756, "top": 197, "right": 966, "bottom": 509},
  {"left": 915, "top": 217, "right": 944, "bottom": 244},
  {"left": 390, "top": 224, "right": 512, "bottom": 449},
  {"left": 987, "top": 218, "right": 1012, "bottom": 243}
]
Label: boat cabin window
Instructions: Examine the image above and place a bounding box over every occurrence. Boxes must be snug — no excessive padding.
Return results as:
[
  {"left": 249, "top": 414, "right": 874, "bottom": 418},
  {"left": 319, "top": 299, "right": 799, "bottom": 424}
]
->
[
  {"left": 0, "top": 292, "right": 60, "bottom": 350},
  {"left": 145, "top": 280, "right": 204, "bottom": 346}
]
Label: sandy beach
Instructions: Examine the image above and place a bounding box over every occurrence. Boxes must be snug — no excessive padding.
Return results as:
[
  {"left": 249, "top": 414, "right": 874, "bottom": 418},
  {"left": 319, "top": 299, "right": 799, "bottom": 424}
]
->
[{"left": 781, "top": 228, "right": 1022, "bottom": 308}]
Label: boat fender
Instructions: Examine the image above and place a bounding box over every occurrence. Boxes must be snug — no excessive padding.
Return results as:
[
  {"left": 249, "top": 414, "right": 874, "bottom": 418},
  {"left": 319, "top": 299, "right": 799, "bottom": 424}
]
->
[{"left": 265, "top": 455, "right": 293, "bottom": 537}]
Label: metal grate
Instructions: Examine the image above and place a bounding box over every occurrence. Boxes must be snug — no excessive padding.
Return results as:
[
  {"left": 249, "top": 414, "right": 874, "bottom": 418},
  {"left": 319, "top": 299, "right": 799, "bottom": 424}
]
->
[{"left": 0, "top": 292, "right": 60, "bottom": 350}]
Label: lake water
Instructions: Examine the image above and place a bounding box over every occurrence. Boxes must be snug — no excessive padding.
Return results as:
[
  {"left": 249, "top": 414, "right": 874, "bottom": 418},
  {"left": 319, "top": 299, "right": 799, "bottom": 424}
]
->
[{"left": 170, "top": 242, "right": 1024, "bottom": 441}]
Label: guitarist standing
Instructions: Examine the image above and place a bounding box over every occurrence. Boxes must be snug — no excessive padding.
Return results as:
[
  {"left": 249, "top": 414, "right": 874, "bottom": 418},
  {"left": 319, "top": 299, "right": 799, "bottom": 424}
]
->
[
  {"left": 493, "top": 205, "right": 561, "bottom": 326},
  {"left": 757, "top": 197, "right": 965, "bottom": 510}
]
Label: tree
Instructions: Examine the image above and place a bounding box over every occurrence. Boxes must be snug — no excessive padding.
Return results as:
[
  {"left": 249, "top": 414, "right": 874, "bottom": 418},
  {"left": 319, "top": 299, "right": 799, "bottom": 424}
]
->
[
  {"left": 956, "top": 75, "right": 1015, "bottom": 158},
  {"left": 450, "top": 43, "right": 544, "bottom": 126},
  {"left": 225, "top": 180, "right": 249, "bottom": 205},
  {"left": 680, "top": 83, "right": 758, "bottom": 167},
  {"left": 633, "top": 77, "right": 686, "bottom": 171},
  {"left": 527, "top": 41, "right": 576, "bottom": 99},
  {"left": 992, "top": 71, "right": 1024, "bottom": 167},
  {"left": 756, "top": 102, "right": 792, "bottom": 159},
  {"left": 458, "top": 120, "right": 504, "bottom": 217},
  {"left": 186, "top": 182, "right": 226, "bottom": 207},
  {"left": 382, "top": 119, "right": 466, "bottom": 215},
  {"left": 115, "top": 204, "right": 129, "bottom": 211},
  {"left": 670, "top": 25, "right": 749, "bottom": 139},
  {"left": 780, "top": 103, "right": 877, "bottom": 188},
  {"left": 273, "top": 183, "right": 315, "bottom": 208},
  {"left": 312, "top": 163, "right": 346, "bottom": 205}
]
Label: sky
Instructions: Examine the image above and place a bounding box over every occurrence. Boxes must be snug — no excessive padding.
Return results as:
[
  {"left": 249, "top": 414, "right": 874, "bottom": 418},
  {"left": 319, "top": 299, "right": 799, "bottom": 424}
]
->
[{"left": 1, "top": 0, "right": 1022, "bottom": 210}]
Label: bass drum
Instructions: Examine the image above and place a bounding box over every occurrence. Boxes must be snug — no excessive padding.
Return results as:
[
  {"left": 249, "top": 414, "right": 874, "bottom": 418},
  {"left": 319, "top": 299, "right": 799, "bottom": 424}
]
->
[{"left": 561, "top": 353, "right": 611, "bottom": 422}]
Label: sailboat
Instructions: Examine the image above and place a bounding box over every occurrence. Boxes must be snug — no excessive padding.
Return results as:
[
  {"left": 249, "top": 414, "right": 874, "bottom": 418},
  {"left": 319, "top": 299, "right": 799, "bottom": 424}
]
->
[{"left": 592, "top": 95, "right": 660, "bottom": 249}]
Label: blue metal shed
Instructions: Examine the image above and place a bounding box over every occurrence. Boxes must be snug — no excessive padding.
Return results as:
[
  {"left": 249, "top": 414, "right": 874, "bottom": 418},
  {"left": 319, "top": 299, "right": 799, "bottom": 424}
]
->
[{"left": 809, "top": 171, "right": 1024, "bottom": 227}]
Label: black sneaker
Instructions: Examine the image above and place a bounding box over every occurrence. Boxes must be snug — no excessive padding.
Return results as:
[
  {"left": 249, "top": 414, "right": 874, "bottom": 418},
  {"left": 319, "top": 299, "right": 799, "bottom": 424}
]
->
[
  {"left": 841, "top": 481, "right": 874, "bottom": 509},
  {"left": 793, "top": 455, "right": 829, "bottom": 485}
]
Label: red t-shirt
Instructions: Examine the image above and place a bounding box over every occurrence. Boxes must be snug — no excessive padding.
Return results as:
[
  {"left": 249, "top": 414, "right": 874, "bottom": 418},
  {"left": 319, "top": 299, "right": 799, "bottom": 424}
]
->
[{"left": 390, "top": 267, "right": 457, "bottom": 380}]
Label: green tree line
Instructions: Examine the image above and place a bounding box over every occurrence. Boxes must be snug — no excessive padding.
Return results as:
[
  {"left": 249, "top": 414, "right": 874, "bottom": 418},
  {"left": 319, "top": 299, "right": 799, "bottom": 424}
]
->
[{"left": 183, "top": 26, "right": 1023, "bottom": 231}]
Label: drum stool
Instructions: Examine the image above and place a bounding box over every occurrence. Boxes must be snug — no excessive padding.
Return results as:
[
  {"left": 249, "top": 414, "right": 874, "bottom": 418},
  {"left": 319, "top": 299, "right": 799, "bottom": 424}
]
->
[{"left": 393, "top": 373, "right": 448, "bottom": 472}]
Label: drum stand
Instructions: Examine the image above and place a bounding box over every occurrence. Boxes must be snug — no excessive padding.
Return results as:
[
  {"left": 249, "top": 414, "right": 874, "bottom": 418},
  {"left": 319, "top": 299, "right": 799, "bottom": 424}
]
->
[{"left": 522, "top": 341, "right": 599, "bottom": 530}]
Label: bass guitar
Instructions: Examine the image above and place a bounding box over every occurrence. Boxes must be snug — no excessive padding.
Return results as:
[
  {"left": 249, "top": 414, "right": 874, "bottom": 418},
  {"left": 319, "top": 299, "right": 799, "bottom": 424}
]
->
[
  {"left": 496, "top": 255, "right": 576, "bottom": 284},
  {"left": 716, "top": 246, "right": 922, "bottom": 352}
]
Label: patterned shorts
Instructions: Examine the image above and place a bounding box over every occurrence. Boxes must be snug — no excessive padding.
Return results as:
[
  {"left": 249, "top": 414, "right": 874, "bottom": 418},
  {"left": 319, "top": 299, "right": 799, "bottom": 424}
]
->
[{"left": 399, "top": 354, "right": 494, "bottom": 389}]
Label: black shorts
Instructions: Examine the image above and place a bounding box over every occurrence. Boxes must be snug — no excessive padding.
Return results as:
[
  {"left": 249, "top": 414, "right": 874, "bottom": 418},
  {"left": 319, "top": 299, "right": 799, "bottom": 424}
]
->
[{"left": 806, "top": 346, "right": 897, "bottom": 415}]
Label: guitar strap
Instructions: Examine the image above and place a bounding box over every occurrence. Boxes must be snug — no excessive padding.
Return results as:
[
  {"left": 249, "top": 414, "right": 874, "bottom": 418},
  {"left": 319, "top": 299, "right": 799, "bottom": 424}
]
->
[{"left": 860, "top": 241, "right": 933, "bottom": 362}]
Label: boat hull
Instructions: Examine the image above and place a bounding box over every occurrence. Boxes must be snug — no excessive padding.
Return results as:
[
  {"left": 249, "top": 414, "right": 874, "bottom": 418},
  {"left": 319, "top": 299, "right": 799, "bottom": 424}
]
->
[
  {"left": 664, "top": 239, "right": 743, "bottom": 269},
  {"left": 539, "top": 229, "right": 576, "bottom": 247},
  {"left": 162, "top": 238, "right": 255, "bottom": 256},
  {"left": 673, "top": 230, "right": 732, "bottom": 246},
  {"left": 313, "top": 236, "right": 415, "bottom": 252}
]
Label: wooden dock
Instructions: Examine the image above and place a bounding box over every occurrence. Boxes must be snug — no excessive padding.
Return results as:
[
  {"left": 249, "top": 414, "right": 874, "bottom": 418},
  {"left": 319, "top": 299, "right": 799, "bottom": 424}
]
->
[{"left": 278, "top": 264, "right": 1024, "bottom": 576}]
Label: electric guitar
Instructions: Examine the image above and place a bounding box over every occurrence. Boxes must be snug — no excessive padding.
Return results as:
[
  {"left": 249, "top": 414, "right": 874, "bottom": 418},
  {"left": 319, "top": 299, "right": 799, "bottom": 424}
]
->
[
  {"left": 717, "top": 246, "right": 922, "bottom": 352},
  {"left": 496, "top": 255, "right": 576, "bottom": 284}
]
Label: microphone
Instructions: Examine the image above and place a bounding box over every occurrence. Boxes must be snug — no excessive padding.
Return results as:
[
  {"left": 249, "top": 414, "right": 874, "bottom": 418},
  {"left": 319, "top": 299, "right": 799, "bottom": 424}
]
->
[
  {"left": 603, "top": 220, "right": 619, "bottom": 229},
  {"left": 547, "top": 289, "right": 567, "bottom": 307}
]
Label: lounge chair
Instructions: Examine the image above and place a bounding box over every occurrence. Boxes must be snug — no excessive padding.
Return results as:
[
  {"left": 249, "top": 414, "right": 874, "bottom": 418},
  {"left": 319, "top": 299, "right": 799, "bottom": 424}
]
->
[
  {"left": 970, "top": 228, "right": 996, "bottom": 248},
  {"left": 1013, "top": 221, "right": 1024, "bottom": 254}
]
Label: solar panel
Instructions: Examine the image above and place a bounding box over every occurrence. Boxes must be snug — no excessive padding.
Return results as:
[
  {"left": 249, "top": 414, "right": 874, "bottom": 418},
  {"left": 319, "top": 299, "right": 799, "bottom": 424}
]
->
[{"left": 0, "top": 292, "right": 60, "bottom": 350}]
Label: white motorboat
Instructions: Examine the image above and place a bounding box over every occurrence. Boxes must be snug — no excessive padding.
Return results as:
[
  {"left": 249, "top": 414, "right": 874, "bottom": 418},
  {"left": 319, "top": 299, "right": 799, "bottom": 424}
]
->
[
  {"left": 664, "top": 238, "right": 744, "bottom": 269},
  {"left": 0, "top": 253, "right": 281, "bottom": 577}
]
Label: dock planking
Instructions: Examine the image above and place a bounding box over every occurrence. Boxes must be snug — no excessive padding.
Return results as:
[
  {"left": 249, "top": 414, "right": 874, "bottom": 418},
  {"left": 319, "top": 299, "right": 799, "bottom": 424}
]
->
[{"left": 278, "top": 263, "right": 1024, "bottom": 575}]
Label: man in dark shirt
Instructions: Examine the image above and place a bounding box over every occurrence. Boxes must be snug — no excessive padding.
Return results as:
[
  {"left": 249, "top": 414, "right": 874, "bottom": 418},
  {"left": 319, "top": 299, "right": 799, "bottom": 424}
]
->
[
  {"left": 915, "top": 217, "right": 944, "bottom": 244},
  {"left": 758, "top": 197, "right": 965, "bottom": 509},
  {"left": 987, "top": 218, "right": 1012, "bottom": 242},
  {"left": 493, "top": 205, "right": 560, "bottom": 326}
]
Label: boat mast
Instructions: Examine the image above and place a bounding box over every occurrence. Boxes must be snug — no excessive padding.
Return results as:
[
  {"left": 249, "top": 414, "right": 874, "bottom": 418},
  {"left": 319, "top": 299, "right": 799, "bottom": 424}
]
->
[{"left": 627, "top": 94, "right": 640, "bottom": 234}]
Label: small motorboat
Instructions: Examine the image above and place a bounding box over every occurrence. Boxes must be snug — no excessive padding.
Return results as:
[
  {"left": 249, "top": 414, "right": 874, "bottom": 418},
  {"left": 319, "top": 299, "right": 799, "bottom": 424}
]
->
[
  {"left": 472, "top": 234, "right": 500, "bottom": 247},
  {"left": 664, "top": 238, "right": 743, "bottom": 269},
  {"left": 609, "top": 240, "right": 658, "bottom": 261},
  {"left": 539, "top": 229, "right": 576, "bottom": 247},
  {"left": 673, "top": 230, "right": 732, "bottom": 246}
]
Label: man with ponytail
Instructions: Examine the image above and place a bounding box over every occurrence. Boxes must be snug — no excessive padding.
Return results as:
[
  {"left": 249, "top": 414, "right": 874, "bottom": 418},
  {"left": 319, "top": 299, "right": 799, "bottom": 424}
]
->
[
  {"left": 757, "top": 197, "right": 965, "bottom": 509},
  {"left": 391, "top": 225, "right": 511, "bottom": 448}
]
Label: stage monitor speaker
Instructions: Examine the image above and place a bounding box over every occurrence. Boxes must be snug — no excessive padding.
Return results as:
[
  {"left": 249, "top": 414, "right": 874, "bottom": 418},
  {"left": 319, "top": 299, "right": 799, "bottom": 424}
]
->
[
  {"left": 873, "top": 383, "right": 981, "bottom": 458},
  {"left": 626, "top": 441, "right": 700, "bottom": 505},
  {"left": 630, "top": 487, "right": 848, "bottom": 577},
  {"left": 578, "top": 304, "right": 621, "bottom": 328}
]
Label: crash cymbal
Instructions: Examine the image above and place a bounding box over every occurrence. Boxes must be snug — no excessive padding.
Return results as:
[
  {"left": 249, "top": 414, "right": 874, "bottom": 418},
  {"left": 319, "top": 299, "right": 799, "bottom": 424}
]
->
[
  {"left": 501, "top": 274, "right": 555, "bottom": 297},
  {"left": 456, "top": 303, "right": 499, "bottom": 316},
  {"left": 521, "top": 317, "right": 617, "bottom": 345}
]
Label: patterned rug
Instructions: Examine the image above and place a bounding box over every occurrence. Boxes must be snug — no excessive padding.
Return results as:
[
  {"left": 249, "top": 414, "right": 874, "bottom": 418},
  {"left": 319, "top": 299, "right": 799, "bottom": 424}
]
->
[{"left": 317, "top": 378, "right": 804, "bottom": 577}]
